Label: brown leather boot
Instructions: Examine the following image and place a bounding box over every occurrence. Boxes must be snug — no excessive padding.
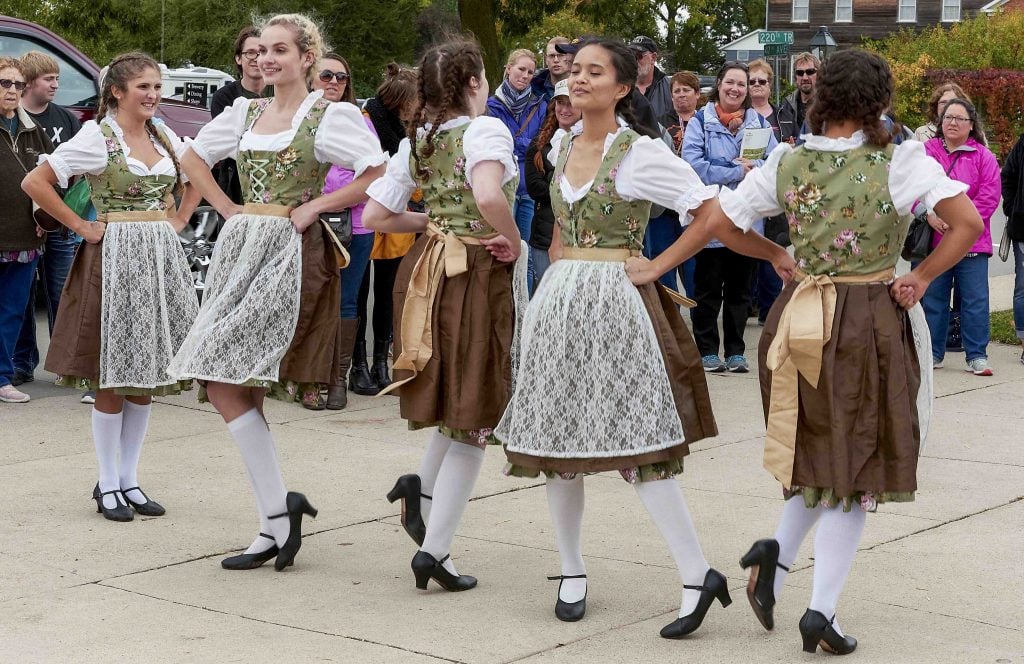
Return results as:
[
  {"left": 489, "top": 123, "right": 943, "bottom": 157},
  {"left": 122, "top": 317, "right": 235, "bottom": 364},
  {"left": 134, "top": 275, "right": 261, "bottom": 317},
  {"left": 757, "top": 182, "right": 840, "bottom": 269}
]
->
[{"left": 327, "top": 318, "right": 359, "bottom": 410}]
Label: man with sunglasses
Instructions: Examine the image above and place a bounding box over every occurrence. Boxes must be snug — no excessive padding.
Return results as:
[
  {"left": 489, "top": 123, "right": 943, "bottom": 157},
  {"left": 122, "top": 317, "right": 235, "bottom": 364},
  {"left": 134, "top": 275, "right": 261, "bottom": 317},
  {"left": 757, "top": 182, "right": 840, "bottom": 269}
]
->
[{"left": 777, "top": 52, "right": 819, "bottom": 144}]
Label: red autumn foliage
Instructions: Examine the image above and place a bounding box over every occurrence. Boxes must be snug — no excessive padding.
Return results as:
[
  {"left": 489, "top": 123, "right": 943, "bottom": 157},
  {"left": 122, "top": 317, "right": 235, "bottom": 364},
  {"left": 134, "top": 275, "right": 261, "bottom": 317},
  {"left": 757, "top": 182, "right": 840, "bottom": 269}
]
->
[{"left": 927, "top": 68, "right": 1024, "bottom": 161}]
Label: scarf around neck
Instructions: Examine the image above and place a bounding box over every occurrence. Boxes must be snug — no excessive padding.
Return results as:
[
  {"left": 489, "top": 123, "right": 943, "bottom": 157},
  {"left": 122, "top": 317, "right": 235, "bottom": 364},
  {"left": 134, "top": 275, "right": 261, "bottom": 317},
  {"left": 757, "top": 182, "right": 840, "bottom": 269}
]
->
[
  {"left": 715, "top": 103, "right": 745, "bottom": 134},
  {"left": 497, "top": 80, "right": 533, "bottom": 119}
]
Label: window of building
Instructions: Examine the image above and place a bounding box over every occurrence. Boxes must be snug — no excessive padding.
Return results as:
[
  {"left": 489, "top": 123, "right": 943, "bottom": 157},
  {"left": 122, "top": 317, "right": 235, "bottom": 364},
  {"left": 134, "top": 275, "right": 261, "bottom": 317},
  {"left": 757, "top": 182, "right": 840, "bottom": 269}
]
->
[
  {"left": 836, "top": 0, "right": 853, "bottom": 21},
  {"left": 898, "top": 0, "right": 917, "bottom": 22},
  {"left": 942, "top": 0, "right": 961, "bottom": 21},
  {"left": 737, "top": 49, "right": 749, "bottom": 61},
  {"left": 793, "top": 0, "right": 810, "bottom": 22}
]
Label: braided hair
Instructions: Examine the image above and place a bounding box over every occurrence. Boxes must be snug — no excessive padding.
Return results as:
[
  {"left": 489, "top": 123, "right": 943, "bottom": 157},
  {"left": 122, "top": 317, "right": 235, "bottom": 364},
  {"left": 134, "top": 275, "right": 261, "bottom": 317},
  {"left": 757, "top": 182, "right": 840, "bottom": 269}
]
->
[
  {"left": 806, "top": 49, "right": 895, "bottom": 147},
  {"left": 408, "top": 38, "right": 484, "bottom": 181},
  {"left": 97, "top": 52, "right": 183, "bottom": 198},
  {"left": 532, "top": 103, "right": 560, "bottom": 173}
]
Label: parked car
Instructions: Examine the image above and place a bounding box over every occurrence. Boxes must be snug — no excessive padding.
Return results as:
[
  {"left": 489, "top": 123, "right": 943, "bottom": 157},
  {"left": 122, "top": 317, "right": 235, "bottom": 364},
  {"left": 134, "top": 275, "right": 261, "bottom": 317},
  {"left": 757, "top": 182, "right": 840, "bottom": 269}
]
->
[{"left": 0, "top": 15, "right": 210, "bottom": 137}]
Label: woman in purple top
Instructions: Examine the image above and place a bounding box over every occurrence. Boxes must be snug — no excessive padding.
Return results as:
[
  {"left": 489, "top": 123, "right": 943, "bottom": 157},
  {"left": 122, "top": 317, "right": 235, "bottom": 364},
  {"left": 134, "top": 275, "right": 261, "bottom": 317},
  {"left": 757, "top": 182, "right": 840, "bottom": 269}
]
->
[
  {"left": 921, "top": 98, "right": 1001, "bottom": 376},
  {"left": 309, "top": 52, "right": 380, "bottom": 410}
]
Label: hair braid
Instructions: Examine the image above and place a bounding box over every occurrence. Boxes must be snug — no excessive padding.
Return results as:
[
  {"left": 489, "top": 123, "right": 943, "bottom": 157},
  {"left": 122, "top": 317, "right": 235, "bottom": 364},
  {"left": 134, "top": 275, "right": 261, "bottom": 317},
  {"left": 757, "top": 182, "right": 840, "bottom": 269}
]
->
[
  {"left": 533, "top": 104, "right": 559, "bottom": 173},
  {"left": 145, "top": 119, "right": 183, "bottom": 199}
]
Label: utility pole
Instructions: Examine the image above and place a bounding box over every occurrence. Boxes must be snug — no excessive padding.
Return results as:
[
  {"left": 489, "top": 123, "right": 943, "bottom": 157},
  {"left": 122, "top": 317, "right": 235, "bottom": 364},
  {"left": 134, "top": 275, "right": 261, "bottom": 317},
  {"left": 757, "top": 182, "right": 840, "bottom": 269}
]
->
[{"left": 160, "top": 0, "right": 165, "bottom": 63}]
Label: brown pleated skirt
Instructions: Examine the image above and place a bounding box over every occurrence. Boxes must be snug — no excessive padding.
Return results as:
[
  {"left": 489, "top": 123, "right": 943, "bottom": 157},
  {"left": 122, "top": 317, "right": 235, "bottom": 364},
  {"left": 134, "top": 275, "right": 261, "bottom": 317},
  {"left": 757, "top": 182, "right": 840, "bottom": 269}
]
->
[
  {"left": 390, "top": 235, "right": 514, "bottom": 437},
  {"left": 46, "top": 241, "right": 102, "bottom": 382},
  {"left": 758, "top": 282, "right": 921, "bottom": 501}
]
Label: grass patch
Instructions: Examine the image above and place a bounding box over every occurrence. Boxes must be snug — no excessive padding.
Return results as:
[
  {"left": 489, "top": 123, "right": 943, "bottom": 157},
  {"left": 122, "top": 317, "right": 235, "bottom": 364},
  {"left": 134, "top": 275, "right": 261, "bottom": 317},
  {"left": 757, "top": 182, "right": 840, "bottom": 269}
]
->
[{"left": 991, "top": 310, "right": 1020, "bottom": 345}]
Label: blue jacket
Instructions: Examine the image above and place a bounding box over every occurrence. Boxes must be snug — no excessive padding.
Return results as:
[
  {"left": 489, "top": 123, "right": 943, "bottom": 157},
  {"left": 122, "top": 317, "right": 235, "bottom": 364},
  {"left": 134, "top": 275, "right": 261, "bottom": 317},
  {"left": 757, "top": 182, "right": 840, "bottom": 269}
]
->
[
  {"left": 486, "top": 93, "right": 547, "bottom": 197},
  {"left": 683, "top": 102, "right": 778, "bottom": 246},
  {"left": 531, "top": 69, "right": 556, "bottom": 101}
]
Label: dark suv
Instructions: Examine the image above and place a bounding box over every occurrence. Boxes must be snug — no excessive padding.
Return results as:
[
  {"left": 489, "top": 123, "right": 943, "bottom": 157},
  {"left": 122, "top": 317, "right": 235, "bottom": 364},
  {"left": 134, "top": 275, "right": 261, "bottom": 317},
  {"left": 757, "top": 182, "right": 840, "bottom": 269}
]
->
[{"left": 0, "top": 15, "right": 210, "bottom": 136}]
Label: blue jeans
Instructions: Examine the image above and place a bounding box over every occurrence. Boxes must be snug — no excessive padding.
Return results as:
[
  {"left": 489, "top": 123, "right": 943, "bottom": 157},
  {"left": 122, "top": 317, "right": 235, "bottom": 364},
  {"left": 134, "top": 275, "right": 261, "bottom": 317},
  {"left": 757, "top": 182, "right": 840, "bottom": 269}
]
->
[
  {"left": 1014, "top": 241, "right": 1024, "bottom": 341},
  {"left": 922, "top": 254, "right": 990, "bottom": 361},
  {"left": 340, "top": 233, "right": 374, "bottom": 319},
  {"left": 13, "top": 231, "right": 80, "bottom": 373},
  {"left": 530, "top": 246, "right": 552, "bottom": 296},
  {"left": 643, "top": 214, "right": 696, "bottom": 297},
  {"left": 0, "top": 258, "right": 39, "bottom": 386},
  {"left": 513, "top": 195, "right": 536, "bottom": 290}
]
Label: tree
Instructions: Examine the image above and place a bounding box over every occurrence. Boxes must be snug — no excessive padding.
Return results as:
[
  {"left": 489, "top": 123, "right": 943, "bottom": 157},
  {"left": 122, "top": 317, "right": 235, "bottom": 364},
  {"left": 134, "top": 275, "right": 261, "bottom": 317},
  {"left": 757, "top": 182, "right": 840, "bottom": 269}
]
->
[{"left": 459, "top": 0, "right": 502, "bottom": 89}]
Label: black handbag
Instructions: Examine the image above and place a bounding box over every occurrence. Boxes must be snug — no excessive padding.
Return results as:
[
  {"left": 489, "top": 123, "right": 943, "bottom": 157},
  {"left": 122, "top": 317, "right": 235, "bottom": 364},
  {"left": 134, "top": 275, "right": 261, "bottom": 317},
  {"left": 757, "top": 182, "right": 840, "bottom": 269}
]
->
[
  {"left": 318, "top": 209, "right": 353, "bottom": 247},
  {"left": 901, "top": 151, "right": 964, "bottom": 262}
]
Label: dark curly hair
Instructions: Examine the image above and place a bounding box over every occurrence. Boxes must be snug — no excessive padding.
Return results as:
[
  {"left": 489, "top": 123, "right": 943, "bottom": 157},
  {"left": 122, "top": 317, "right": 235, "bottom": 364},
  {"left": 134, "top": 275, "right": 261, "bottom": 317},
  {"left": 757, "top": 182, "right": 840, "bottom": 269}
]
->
[
  {"left": 806, "top": 49, "right": 895, "bottom": 147},
  {"left": 575, "top": 39, "right": 660, "bottom": 139},
  {"left": 408, "top": 38, "right": 484, "bottom": 180}
]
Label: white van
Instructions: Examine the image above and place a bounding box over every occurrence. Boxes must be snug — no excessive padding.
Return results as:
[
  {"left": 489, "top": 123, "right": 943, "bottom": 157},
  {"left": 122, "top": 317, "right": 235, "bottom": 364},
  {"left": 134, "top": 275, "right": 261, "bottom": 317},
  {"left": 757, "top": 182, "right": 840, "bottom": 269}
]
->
[{"left": 160, "top": 63, "right": 234, "bottom": 109}]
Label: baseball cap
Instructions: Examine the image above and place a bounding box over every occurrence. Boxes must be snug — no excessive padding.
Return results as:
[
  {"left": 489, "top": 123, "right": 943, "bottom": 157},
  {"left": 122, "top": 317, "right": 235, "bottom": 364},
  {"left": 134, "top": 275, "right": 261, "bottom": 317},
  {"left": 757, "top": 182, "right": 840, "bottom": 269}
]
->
[
  {"left": 629, "top": 35, "right": 658, "bottom": 53},
  {"left": 555, "top": 35, "right": 598, "bottom": 55},
  {"left": 553, "top": 79, "right": 570, "bottom": 98}
]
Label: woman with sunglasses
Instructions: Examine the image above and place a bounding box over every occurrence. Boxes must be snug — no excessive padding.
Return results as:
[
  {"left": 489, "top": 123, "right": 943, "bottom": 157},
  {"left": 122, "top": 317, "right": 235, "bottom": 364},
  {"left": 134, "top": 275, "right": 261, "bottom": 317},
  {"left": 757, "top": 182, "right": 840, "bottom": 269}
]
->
[
  {"left": 0, "top": 58, "right": 52, "bottom": 404},
  {"left": 307, "top": 52, "right": 380, "bottom": 410}
]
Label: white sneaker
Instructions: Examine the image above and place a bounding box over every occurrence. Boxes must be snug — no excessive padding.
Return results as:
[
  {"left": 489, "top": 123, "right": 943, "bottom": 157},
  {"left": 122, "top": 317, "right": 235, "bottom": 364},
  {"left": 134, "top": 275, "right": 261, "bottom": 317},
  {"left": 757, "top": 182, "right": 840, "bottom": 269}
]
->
[
  {"left": 0, "top": 384, "right": 30, "bottom": 403},
  {"left": 966, "top": 358, "right": 993, "bottom": 376},
  {"left": 933, "top": 357, "right": 943, "bottom": 369}
]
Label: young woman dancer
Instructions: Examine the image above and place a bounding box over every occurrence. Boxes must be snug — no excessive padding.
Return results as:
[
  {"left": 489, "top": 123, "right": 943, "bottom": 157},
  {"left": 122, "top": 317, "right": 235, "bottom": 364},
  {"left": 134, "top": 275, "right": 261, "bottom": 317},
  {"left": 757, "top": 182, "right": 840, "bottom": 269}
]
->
[
  {"left": 495, "top": 39, "right": 792, "bottom": 636},
  {"left": 364, "top": 38, "right": 523, "bottom": 592},
  {"left": 628, "top": 49, "right": 981, "bottom": 654},
  {"left": 167, "top": 14, "right": 386, "bottom": 570},
  {"left": 23, "top": 52, "right": 200, "bottom": 522}
]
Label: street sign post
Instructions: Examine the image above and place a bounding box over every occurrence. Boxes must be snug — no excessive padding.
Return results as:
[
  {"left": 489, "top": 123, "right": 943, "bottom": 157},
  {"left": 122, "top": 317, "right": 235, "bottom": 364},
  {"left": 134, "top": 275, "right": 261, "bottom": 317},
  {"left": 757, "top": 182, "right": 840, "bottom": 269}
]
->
[
  {"left": 758, "top": 30, "right": 794, "bottom": 45},
  {"left": 764, "top": 43, "right": 790, "bottom": 56}
]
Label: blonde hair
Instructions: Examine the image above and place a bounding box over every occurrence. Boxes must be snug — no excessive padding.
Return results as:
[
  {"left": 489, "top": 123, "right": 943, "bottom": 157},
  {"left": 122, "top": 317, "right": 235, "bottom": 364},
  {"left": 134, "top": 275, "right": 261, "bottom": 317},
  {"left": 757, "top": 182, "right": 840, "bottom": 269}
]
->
[
  {"left": 0, "top": 56, "right": 25, "bottom": 77},
  {"left": 261, "top": 13, "right": 326, "bottom": 87},
  {"left": 19, "top": 51, "right": 59, "bottom": 84},
  {"left": 748, "top": 58, "right": 774, "bottom": 80},
  {"left": 505, "top": 48, "right": 537, "bottom": 69}
]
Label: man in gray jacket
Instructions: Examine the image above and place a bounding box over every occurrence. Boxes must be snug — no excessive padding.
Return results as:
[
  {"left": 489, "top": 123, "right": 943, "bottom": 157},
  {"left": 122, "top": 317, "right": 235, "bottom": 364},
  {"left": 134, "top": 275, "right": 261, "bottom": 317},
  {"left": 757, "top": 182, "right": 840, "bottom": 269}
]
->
[
  {"left": 630, "top": 35, "right": 673, "bottom": 120},
  {"left": 777, "top": 51, "right": 819, "bottom": 143}
]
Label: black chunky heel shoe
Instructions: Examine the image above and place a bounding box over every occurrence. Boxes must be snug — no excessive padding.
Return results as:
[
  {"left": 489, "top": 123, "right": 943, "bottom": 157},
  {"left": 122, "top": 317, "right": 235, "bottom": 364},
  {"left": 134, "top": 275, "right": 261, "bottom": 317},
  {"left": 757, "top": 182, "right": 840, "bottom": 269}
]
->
[
  {"left": 659, "top": 568, "right": 732, "bottom": 639},
  {"left": 270, "top": 492, "right": 318, "bottom": 571},
  {"left": 739, "top": 538, "right": 789, "bottom": 631},
  {"left": 547, "top": 574, "right": 587, "bottom": 622},
  {"left": 221, "top": 533, "right": 280, "bottom": 570},
  {"left": 92, "top": 483, "right": 133, "bottom": 522},
  {"left": 411, "top": 551, "right": 477, "bottom": 591},
  {"left": 386, "top": 474, "right": 426, "bottom": 546},
  {"left": 121, "top": 486, "right": 166, "bottom": 517},
  {"left": 799, "top": 609, "right": 857, "bottom": 655}
]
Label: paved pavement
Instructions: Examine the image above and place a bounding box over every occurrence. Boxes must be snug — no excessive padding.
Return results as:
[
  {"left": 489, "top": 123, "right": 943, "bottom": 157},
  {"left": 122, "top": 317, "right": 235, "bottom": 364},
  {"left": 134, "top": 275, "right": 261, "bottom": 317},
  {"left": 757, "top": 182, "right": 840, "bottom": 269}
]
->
[{"left": 2, "top": 275, "right": 1022, "bottom": 664}]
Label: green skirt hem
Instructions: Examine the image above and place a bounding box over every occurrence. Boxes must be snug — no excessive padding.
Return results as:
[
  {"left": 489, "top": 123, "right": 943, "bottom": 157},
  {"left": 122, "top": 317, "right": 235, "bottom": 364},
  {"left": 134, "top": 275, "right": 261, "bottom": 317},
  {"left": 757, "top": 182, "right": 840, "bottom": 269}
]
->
[
  {"left": 502, "top": 458, "right": 685, "bottom": 484},
  {"left": 54, "top": 375, "right": 194, "bottom": 397},
  {"left": 787, "top": 486, "right": 916, "bottom": 512}
]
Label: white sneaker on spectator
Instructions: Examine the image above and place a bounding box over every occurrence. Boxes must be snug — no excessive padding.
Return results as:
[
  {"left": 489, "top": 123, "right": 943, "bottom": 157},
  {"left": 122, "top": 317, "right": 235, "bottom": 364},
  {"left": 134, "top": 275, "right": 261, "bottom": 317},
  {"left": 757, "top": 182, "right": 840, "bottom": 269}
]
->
[
  {"left": 81, "top": 390, "right": 96, "bottom": 404},
  {"left": 933, "top": 357, "right": 943, "bottom": 369},
  {"left": 966, "top": 358, "right": 993, "bottom": 376},
  {"left": 0, "top": 384, "right": 31, "bottom": 403}
]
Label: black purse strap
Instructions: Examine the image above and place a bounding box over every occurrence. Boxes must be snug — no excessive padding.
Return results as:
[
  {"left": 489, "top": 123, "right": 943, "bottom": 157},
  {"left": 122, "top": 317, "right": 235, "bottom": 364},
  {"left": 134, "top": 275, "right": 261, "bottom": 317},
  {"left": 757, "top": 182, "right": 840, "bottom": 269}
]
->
[{"left": 944, "top": 149, "right": 965, "bottom": 176}]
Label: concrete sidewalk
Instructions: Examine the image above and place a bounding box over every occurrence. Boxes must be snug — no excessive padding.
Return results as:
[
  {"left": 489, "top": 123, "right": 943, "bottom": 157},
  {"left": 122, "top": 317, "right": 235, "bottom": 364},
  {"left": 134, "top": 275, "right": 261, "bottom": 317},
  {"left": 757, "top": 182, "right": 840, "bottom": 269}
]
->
[{"left": 2, "top": 311, "right": 1023, "bottom": 663}]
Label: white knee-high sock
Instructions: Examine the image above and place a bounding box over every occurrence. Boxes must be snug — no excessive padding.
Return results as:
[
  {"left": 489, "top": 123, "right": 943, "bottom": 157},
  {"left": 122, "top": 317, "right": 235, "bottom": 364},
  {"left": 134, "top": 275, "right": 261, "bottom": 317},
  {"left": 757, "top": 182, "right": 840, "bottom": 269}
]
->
[
  {"left": 546, "top": 475, "right": 587, "bottom": 603},
  {"left": 417, "top": 430, "right": 453, "bottom": 526},
  {"left": 773, "top": 497, "right": 823, "bottom": 598},
  {"left": 809, "top": 505, "right": 866, "bottom": 635},
  {"left": 93, "top": 409, "right": 123, "bottom": 509},
  {"left": 118, "top": 401, "right": 151, "bottom": 504},
  {"left": 420, "top": 442, "right": 485, "bottom": 576},
  {"left": 227, "top": 409, "right": 289, "bottom": 549},
  {"left": 634, "top": 479, "right": 711, "bottom": 617}
]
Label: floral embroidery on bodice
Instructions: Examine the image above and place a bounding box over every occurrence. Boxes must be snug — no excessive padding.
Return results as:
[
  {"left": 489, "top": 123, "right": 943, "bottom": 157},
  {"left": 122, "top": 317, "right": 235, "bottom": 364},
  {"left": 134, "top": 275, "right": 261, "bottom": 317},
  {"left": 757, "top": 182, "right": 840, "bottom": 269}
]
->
[
  {"left": 777, "top": 144, "right": 909, "bottom": 276},
  {"left": 551, "top": 130, "right": 652, "bottom": 251},
  {"left": 409, "top": 123, "right": 516, "bottom": 238},
  {"left": 237, "top": 98, "right": 331, "bottom": 207},
  {"left": 86, "top": 123, "right": 175, "bottom": 214}
]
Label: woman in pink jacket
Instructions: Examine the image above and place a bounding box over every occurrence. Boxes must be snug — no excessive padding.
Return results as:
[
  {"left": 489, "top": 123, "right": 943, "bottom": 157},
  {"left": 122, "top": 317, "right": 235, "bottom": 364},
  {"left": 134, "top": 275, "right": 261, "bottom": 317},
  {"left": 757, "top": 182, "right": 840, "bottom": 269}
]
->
[{"left": 922, "top": 98, "right": 1002, "bottom": 375}]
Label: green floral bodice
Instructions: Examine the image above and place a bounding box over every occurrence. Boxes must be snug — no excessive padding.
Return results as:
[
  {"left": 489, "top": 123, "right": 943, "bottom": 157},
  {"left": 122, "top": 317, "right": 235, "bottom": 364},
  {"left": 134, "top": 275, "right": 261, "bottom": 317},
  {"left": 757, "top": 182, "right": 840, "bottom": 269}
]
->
[
  {"left": 237, "top": 98, "right": 331, "bottom": 207},
  {"left": 409, "top": 123, "right": 516, "bottom": 239},
  {"left": 777, "top": 144, "right": 909, "bottom": 276},
  {"left": 551, "top": 130, "right": 651, "bottom": 250},
  {"left": 86, "top": 122, "right": 176, "bottom": 214}
]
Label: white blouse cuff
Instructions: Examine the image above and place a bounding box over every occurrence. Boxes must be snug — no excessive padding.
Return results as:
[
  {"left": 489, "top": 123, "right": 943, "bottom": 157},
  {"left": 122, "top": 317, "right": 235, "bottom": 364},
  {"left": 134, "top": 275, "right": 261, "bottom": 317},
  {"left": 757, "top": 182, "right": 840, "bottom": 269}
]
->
[
  {"left": 367, "top": 177, "right": 413, "bottom": 214},
  {"left": 351, "top": 152, "right": 387, "bottom": 181},
  {"left": 675, "top": 183, "right": 719, "bottom": 225},
  {"left": 465, "top": 151, "right": 518, "bottom": 188},
  {"left": 38, "top": 153, "right": 73, "bottom": 189},
  {"left": 923, "top": 178, "right": 969, "bottom": 212}
]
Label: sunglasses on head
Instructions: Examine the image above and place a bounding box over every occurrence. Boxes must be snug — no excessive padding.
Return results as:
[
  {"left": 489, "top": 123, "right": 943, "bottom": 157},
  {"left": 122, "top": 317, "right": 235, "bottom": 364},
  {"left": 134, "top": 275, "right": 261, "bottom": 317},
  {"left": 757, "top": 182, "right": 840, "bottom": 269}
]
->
[
  {"left": 795, "top": 68, "right": 817, "bottom": 77},
  {"left": 318, "top": 70, "right": 350, "bottom": 83},
  {"left": 0, "top": 79, "right": 26, "bottom": 91}
]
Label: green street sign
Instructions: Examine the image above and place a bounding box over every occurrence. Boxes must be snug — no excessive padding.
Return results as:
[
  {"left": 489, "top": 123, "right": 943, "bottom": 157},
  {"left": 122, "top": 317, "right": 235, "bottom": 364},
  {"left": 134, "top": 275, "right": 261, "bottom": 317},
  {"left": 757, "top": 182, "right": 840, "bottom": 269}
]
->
[
  {"left": 764, "top": 43, "right": 790, "bottom": 55},
  {"left": 758, "top": 31, "right": 794, "bottom": 45}
]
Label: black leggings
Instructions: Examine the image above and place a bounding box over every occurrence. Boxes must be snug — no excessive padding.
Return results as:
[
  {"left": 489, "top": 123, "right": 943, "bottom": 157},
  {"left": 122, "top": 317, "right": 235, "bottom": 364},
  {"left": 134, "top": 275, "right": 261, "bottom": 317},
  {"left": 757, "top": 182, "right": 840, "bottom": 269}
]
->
[{"left": 356, "top": 257, "right": 403, "bottom": 351}]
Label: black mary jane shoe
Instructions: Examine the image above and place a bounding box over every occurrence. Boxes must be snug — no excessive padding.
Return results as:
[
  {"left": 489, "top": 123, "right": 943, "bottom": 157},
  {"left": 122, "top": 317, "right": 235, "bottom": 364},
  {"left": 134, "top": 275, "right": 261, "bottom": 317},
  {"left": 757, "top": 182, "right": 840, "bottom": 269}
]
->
[
  {"left": 548, "top": 574, "right": 587, "bottom": 622},
  {"left": 221, "top": 533, "right": 280, "bottom": 570},
  {"left": 121, "top": 486, "right": 166, "bottom": 517},
  {"left": 739, "top": 538, "right": 790, "bottom": 631},
  {"left": 799, "top": 609, "right": 857, "bottom": 655},
  {"left": 270, "top": 492, "right": 318, "bottom": 571},
  {"left": 411, "top": 551, "right": 477, "bottom": 591},
  {"left": 659, "top": 568, "right": 732, "bottom": 639},
  {"left": 92, "top": 484, "right": 133, "bottom": 522},
  {"left": 386, "top": 474, "right": 427, "bottom": 546}
]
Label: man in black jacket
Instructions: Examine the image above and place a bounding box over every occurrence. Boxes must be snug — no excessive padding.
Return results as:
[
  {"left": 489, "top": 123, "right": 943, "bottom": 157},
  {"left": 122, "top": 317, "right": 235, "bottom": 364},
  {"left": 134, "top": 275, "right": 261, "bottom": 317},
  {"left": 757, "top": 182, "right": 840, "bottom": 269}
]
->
[
  {"left": 777, "top": 52, "right": 819, "bottom": 143},
  {"left": 629, "top": 35, "right": 673, "bottom": 120},
  {"left": 1001, "top": 133, "right": 1024, "bottom": 363}
]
